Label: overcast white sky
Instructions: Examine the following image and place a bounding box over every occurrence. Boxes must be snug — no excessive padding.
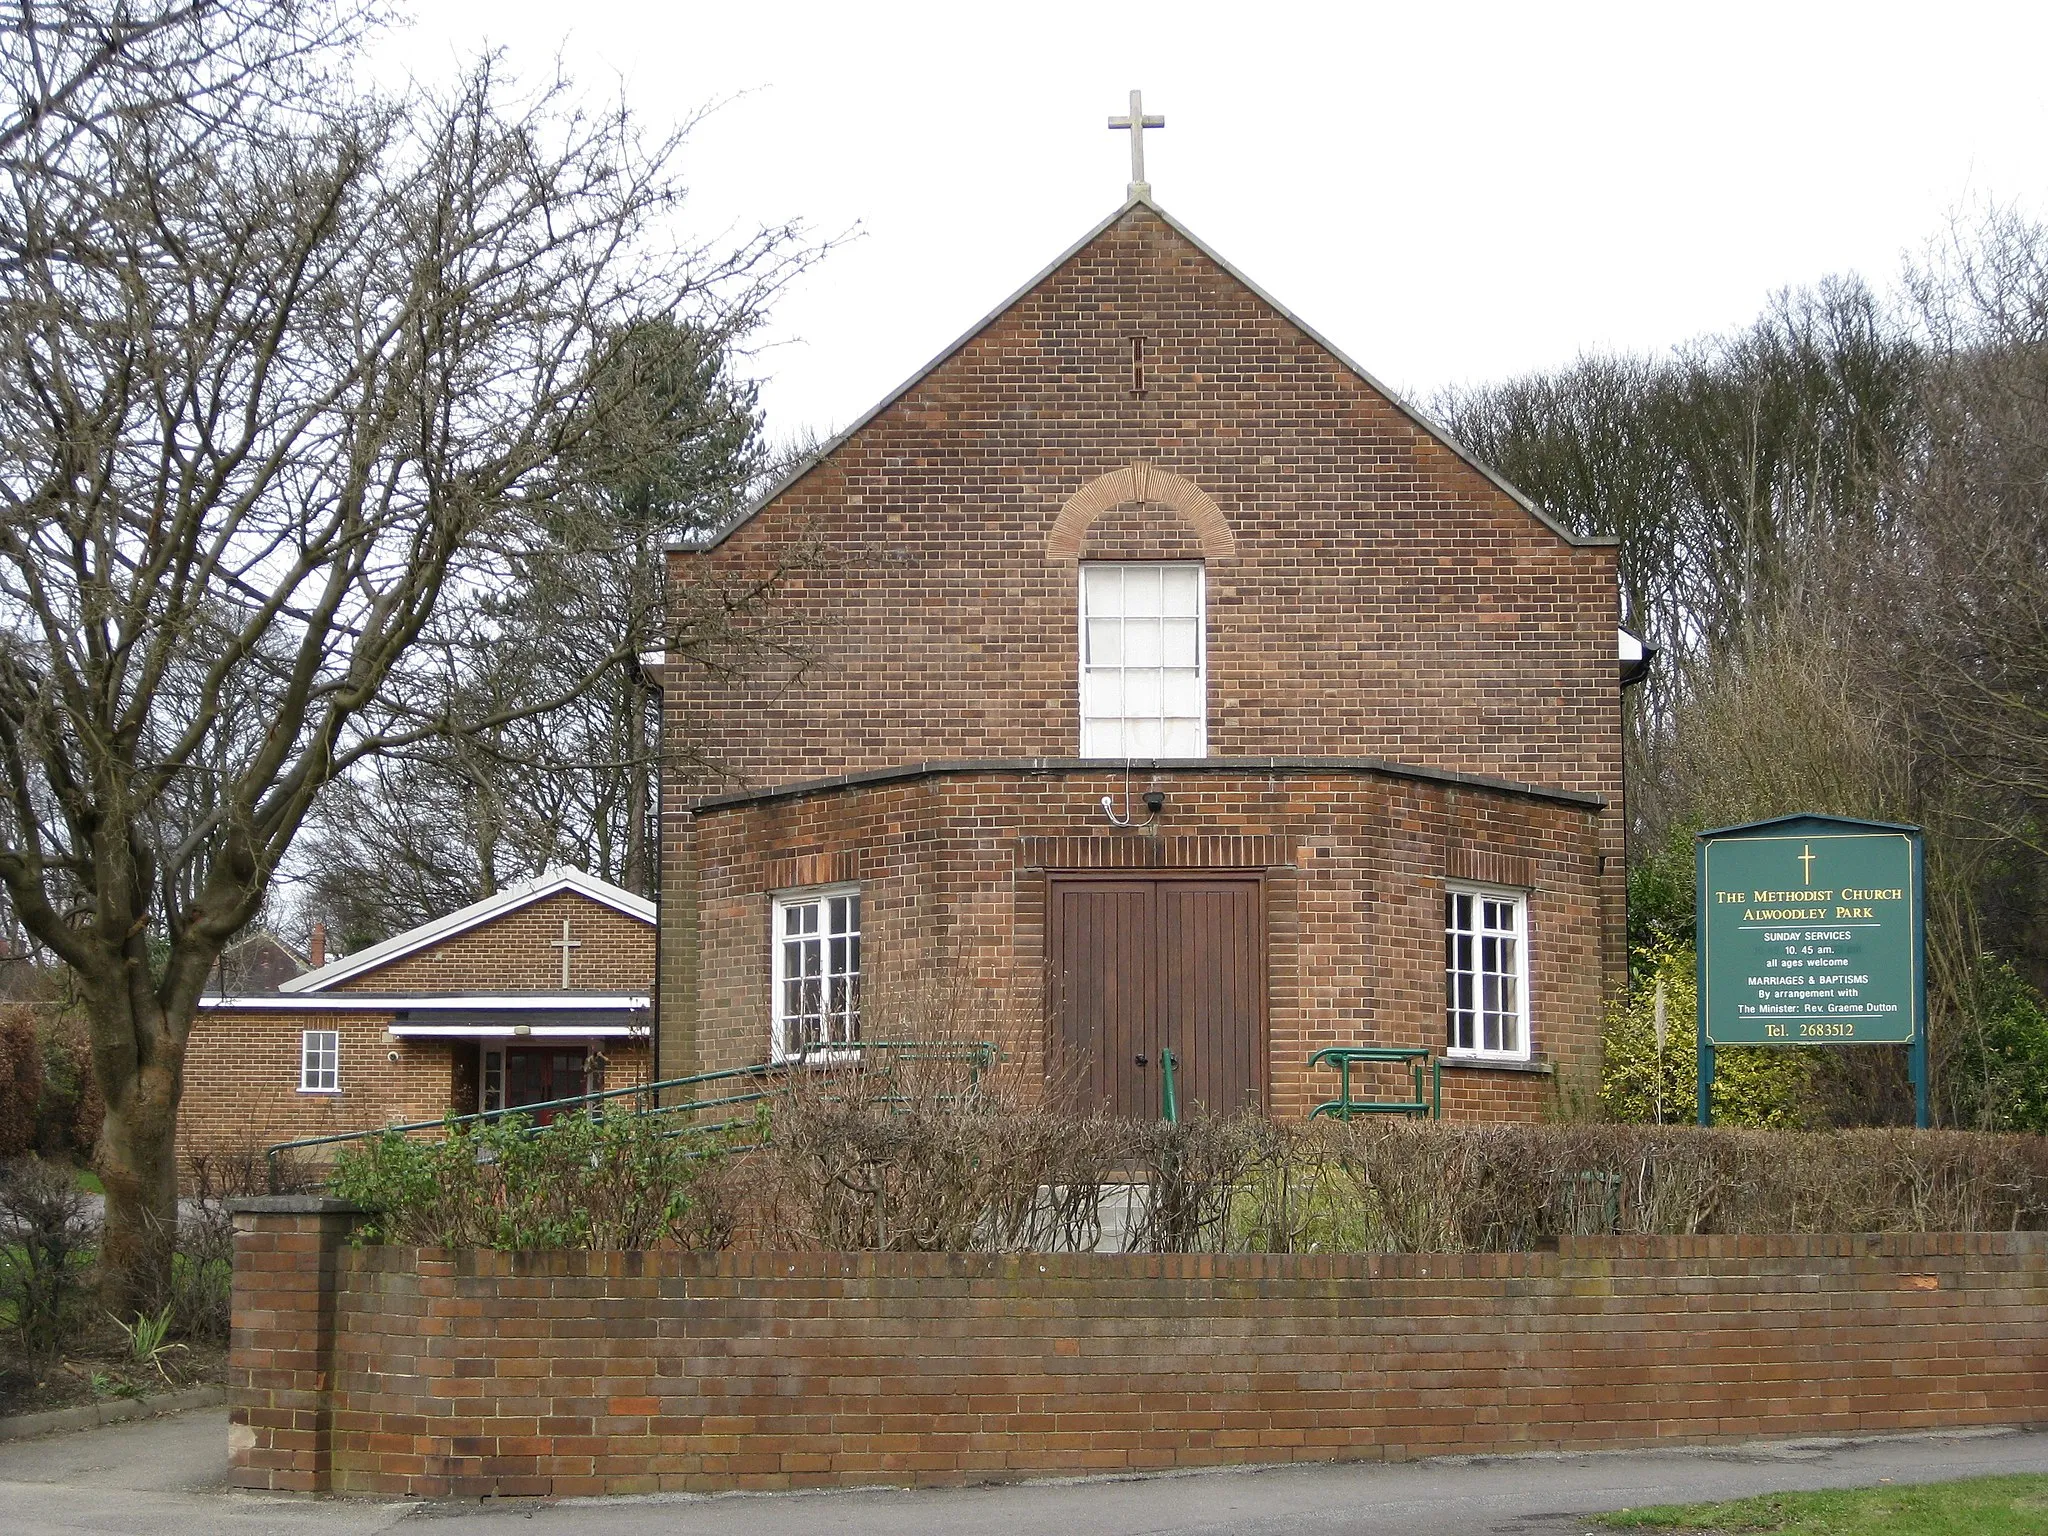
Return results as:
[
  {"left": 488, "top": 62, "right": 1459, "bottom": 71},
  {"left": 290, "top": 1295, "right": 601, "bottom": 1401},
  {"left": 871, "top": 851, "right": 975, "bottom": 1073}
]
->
[{"left": 388, "top": 1, "right": 2048, "bottom": 448}]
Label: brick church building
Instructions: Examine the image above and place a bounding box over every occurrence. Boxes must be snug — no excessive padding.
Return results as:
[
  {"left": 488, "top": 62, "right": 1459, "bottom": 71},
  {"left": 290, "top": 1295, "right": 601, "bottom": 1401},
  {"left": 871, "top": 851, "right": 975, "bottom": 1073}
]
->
[
  {"left": 657, "top": 190, "right": 1631, "bottom": 1123},
  {"left": 181, "top": 868, "right": 653, "bottom": 1160}
]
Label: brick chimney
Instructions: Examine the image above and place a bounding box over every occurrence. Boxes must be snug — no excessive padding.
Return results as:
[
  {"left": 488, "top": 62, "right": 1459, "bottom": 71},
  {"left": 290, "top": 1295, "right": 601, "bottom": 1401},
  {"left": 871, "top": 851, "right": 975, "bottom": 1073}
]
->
[{"left": 309, "top": 922, "right": 326, "bottom": 970}]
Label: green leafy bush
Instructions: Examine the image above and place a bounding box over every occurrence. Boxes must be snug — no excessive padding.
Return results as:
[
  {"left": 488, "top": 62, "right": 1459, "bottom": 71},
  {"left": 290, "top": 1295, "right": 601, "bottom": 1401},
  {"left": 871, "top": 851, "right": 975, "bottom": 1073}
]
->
[
  {"left": 1601, "top": 940, "right": 1819, "bottom": 1127},
  {"left": 330, "top": 1109, "right": 736, "bottom": 1250},
  {"left": 1946, "top": 955, "right": 2048, "bottom": 1131}
]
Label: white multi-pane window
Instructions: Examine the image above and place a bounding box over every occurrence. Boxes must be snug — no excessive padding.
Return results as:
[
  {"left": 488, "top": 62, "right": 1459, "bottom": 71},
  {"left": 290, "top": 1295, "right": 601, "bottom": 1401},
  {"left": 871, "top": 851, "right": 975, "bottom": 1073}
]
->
[
  {"left": 1445, "top": 887, "right": 1530, "bottom": 1060},
  {"left": 772, "top": 887, "right": 861, "bottom": 1062},
  {"left": 1080, "top": 562, "right": 1205, "bottom": 758},
  {"left": 299, "top": 1029, "right": 340, "bottom": 1093}
]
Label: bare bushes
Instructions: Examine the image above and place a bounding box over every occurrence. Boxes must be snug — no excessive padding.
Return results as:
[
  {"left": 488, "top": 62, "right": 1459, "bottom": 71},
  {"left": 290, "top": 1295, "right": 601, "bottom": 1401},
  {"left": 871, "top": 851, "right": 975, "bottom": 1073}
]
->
[
  {"left": 0, "top": 1157, "right": 96, "bottom": 1358},
  {"left": 741, "top": 1110, "right": 2048, "bottom": 1255},
  {"left": 317, "top": 1049, "right": 2048, "bottom": 1255}
]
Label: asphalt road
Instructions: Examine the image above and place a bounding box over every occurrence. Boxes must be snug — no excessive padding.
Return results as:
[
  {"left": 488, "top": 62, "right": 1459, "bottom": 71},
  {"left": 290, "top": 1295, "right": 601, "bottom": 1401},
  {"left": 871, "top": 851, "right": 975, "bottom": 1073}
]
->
[{"left": 3, "top": 1409, "right": 2046, "bottom": 1535}]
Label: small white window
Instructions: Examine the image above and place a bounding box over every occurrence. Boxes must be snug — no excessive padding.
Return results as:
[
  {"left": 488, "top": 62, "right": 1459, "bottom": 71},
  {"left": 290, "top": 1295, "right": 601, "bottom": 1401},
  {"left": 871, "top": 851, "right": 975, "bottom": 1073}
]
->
[
  {"left": 771, "top": 887, "right": 861, "bottom": 1062},
  {"left": 300, "top": 1029, "right": 340, "bottom": 1093},
  {"left": 1445, "top": 887, "right": 1530, "bottom": 1061},
  {"left": 1080, "top": 562, "right": 1205, "bottom": 758},
  {"left": 480, "top": 1046, "right": 503, "bottom": 1113}
]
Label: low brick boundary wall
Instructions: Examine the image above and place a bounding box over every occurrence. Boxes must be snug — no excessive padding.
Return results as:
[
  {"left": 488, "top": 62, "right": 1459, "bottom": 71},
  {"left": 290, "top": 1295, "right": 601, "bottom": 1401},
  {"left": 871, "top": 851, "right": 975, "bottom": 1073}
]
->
[{"left": 228, "top": 1198, "right": 2048, "bottom": 1497}]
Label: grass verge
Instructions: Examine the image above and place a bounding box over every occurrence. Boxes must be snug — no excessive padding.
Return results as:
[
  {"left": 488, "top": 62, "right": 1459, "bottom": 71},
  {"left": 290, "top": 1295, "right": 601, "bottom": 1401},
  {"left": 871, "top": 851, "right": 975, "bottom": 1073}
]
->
[{"left": 1598, "top": 1474, "right": 2048, "bottom": 1533}]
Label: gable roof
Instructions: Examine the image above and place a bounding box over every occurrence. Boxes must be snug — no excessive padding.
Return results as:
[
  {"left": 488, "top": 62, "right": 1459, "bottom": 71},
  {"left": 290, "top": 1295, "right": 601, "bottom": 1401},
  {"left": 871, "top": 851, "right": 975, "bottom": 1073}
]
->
[
  {"left": 278, "top": 866, "right": 655, "bottom": 994},
  {"left": 684, "top": 194, "right": 1614, "bottom": 554}
]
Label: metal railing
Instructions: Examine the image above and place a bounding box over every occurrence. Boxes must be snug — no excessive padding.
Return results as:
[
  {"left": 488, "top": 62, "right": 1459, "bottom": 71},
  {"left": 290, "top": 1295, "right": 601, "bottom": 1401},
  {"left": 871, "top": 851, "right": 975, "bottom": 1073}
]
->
[
  {"left": 1306, "top": 1046, "right": 1441, "bottom": 1121},
  {"left": 264, "top": 1038, "right": 999, "bottom": 1188}
]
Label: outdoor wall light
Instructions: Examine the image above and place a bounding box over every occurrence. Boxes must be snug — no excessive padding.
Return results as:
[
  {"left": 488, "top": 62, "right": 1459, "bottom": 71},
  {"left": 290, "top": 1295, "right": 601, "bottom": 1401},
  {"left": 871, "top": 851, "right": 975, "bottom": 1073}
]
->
[{"left": 1101, "top": 781, "right": 1167, "bottom": 828}]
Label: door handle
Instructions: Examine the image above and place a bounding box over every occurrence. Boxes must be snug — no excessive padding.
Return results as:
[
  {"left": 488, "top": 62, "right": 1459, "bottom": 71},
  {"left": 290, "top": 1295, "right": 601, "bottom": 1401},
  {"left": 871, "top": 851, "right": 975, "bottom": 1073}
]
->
[{"left": 1134, "top": 1054, "right": 1148, "bottom": 1066}]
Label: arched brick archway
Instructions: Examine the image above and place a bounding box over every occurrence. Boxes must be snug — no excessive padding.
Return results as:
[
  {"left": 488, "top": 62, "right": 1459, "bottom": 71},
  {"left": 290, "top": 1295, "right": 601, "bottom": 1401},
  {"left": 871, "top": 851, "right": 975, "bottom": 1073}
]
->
[{"left": 1044, "top": 462, "right": 1237, "bottom": 563}]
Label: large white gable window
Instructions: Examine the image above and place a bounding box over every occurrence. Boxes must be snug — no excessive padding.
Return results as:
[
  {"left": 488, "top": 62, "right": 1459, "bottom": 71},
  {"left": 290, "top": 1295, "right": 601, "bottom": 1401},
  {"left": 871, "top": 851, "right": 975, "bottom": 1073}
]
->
[
  {"left": 772, "top": 887, "right": 861, "bottom": 1062},
  {"left": 1080, "top": 562, "right": 1205, "bottom": 758},
  {"left": 1445, "top": 887, "right": 1530, "bottom": 1061}
]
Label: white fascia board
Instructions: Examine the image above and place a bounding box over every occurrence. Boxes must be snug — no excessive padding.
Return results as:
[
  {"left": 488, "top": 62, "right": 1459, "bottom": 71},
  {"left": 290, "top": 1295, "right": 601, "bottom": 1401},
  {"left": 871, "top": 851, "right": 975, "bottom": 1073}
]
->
[
  {"left": 677, "top": 196, "right": 1613, "bottom": 556},
  {"left": 1619, "top": 627, "right": 1646, "bottom": 662},
  {"left": 200, "top": 993, "right": 650, "bottom": 1012},
  {"left": 390, "top": 1023, "right": 649, "bottom": 1039},
  {"left": 279, "top": 866, "right": 655, "bottom": 993}
]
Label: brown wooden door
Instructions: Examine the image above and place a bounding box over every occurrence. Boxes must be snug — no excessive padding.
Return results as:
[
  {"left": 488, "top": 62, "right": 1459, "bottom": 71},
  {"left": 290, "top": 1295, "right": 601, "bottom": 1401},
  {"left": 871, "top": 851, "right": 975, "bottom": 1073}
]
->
[
  {"left": 505, "top": 1046, "right": 587, "bottom": 1123},
  {"left": 1162, "top": 880, "right": 1265, "bottom": 1116},
  {"left": 1048, "top": 876, "right": 1264, "bottom": 1117}
]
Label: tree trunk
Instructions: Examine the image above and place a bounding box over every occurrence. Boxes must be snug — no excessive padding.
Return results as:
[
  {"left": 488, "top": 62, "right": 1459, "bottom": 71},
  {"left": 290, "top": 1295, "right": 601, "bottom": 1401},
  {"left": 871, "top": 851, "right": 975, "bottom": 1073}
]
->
[{"left": 89, "top": 1001, "right": 185, "bottom": 1318}]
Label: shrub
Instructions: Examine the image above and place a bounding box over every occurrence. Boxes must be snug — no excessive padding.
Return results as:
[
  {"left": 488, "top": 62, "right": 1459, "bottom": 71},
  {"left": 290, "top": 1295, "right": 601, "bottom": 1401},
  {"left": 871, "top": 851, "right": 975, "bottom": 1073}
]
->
[
  {"left": 745, "top": 1104, "right": 2048, "bottom": 1256},
  {"left": 35, "top": 1016, "right": 100, "bottom": 1161},
  {"left": 0, "top": 1156, "right": 96, "bottom": 1357},
  {"left": 1945, "top": 956, "right": 2048, "bottom": 1131},
  {"left": 0, "top": 1008, "right": 39, "bottom": 1158},
  {"left": 316, "top": 1069, "right": 2048, "bottom": 1257},
  {"left": 1602, "top": 940, "right": 1820, "bottom": 1127},
  {"left": 330, "top": 1109, "right": 735, "bottom": 1250},
  {"left": 161, "top": 1146, "right": 313, "bottom": 1345}
]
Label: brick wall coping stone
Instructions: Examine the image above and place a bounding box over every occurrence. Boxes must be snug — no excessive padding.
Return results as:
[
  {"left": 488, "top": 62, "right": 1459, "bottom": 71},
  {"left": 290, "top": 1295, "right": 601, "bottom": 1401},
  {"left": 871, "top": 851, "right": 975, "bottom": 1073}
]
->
[
  {"left": 688, "top": 756, "right": 1609, "bottom": 815},
  {"left": 227, "top": 1195, "right": 365, "bottom": 1216}
]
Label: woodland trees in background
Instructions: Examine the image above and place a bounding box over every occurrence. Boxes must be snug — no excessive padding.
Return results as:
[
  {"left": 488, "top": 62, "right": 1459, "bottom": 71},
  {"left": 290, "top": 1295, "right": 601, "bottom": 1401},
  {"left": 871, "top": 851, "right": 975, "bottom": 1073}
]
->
[
  {"left": 297, "top": 318, "right": 770, "bottom": 945},
  {"left": 1442, "top": 207, "right": 2048, "bottom": 1129}
]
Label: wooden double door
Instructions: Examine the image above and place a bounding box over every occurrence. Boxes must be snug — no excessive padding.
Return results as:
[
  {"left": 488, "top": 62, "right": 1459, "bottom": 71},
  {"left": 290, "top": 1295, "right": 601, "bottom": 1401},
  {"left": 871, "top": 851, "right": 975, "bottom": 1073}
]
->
[
  {"left": 1048, "top": 875, "right": 1266, "bottom": 1118},
  {"left": 505, "top": 1046, "right": 587, "bottom": 1123}
]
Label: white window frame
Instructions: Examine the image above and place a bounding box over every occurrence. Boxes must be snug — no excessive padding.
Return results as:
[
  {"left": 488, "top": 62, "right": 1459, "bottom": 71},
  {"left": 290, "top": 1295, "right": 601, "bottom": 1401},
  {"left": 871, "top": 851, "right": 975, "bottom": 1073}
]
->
[
  {"left": 770, "top": 885, "right": 862, "bottom": 1064},
  {"left": 1444, "top": 884, "right": 1532, "bottom": 1063},
  {"left": 299, "top": 1029, "right": 341, "bottom": 1093},
  {"left": 1077, "top": 561, "right": 1207, "bottom": 759},
  {"left": 479, "top": 1045, "right": 504, "bottom": 1113}
]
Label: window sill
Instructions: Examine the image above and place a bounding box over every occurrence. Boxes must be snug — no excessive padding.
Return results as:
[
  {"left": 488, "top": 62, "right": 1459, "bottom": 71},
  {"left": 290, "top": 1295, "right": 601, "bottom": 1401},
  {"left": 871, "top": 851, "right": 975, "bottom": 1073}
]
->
[
  {"left": 770, "top": 1049, "right": 861, "bottom": 1069},
  {"left": 297, "top": 1087, "right": 343, "bottom": 1096},
  {"left": 1438, "top": 1054, "right": 1552, "bottom": 1076}
]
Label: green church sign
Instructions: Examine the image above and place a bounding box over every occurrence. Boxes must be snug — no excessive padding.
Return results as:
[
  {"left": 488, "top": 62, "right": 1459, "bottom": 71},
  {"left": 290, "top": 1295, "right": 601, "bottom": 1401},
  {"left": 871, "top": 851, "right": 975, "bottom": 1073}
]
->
[{"left": 1694, "top": 814, "right": 1928, "bottom": 1128}]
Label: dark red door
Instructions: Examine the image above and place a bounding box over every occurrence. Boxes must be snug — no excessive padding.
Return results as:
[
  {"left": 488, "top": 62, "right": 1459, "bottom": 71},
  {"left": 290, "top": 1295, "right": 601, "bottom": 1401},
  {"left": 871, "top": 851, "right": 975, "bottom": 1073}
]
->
[
  {"left": 505, "top": 1046, "right": 587, "bottom": 1123},
  {"left": 1048, "top": 876, "right": 1264, "bottom": 1117}
]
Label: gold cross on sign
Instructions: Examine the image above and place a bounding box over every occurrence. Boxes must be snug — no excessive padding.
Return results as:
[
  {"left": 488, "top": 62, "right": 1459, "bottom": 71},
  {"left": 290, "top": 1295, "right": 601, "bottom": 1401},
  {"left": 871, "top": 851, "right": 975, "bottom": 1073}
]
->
[
  {"left": 1108, "top": 89, "right": 1165, "bottom": 200},
  {"left": 1798, "top": 844, "right": 1817, "bottom": 884},
  {"left": 549, "top": 916, "right": 582, "bottom": 988}
]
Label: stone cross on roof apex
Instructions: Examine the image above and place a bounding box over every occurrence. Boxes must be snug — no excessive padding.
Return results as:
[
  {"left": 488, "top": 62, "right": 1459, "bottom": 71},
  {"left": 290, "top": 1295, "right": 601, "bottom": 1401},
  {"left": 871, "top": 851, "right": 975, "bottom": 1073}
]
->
[{"left": 1107, "top": 89, "right": 1164, "bottom": 201}]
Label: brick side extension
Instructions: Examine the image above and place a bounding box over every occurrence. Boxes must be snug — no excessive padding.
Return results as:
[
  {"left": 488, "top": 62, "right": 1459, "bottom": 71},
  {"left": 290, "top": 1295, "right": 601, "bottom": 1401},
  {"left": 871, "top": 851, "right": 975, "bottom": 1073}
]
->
[{"left": 230, "top": 1208, "right": 2048, "bottom": 1497}]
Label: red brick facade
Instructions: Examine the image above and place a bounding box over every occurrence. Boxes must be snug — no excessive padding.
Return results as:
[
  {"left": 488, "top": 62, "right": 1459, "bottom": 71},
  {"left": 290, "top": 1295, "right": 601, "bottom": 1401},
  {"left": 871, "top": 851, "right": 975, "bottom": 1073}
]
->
[
  {"left": 230, "top": 1207, "right": 2048, "bottom": 1496},
  {"left": 182, "top": 880, "right": 655, "bottom": 1167},
  {"left": 660, "top": 200, "right": 1624, "bottom": 1116}
]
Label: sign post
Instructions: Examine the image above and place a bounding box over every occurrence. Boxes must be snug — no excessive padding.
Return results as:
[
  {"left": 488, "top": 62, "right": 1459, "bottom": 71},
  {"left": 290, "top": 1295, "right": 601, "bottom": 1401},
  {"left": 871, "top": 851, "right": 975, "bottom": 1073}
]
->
[{"left": 1695, "top": 814, "right": 1928, "bottom": 1128}]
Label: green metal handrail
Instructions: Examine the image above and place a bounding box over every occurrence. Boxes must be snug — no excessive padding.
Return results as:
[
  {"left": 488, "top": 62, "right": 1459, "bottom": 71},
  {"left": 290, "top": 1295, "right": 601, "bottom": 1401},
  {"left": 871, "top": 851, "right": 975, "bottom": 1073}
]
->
[
  {"left": 263, "top": 1037, "right": 999, "bottom": 1188},
  {"left": 1306, "top": 1045, "right": 1440, "bottom": 1120},
  {"left": 1159, "top": 1047, "right": 1179, "bottom": 1124}
]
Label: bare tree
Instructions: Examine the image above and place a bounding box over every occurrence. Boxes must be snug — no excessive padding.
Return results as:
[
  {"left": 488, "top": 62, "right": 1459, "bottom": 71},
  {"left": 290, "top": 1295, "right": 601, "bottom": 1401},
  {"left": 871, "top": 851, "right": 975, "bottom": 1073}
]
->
[
  {"left": 298, "top": 316, "right": 769, "bottom": 937},
  {"left": 0, "top": 1, "right": 803, "bottom": 1306}
]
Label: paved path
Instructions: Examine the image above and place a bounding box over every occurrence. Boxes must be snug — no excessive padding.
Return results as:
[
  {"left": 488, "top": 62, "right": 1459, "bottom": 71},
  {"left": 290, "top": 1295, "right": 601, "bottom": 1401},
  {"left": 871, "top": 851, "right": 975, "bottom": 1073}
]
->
[{"left": 3, "top": 1410, "right": 2046, "bottom": 1534}]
